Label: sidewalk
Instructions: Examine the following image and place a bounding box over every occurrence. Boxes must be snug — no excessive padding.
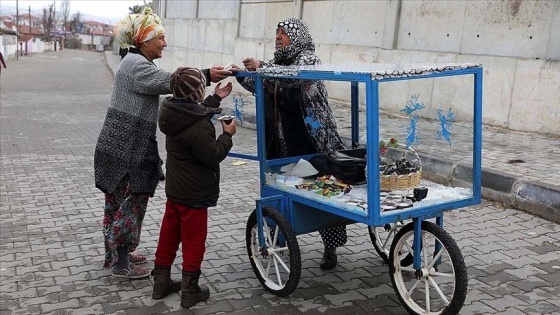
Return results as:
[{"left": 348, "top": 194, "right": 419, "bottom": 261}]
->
[
  {"left": 3, "top": 47, "right": 560, "bottom": 315},
  {"left": 105, "top": 51, "right": 560, "bottom": 223}
]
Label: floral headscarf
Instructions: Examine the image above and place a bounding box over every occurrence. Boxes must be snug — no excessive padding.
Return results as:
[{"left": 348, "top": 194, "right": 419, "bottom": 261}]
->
[
  {"left": 113, "top": 7, "right": 165, "bottom": 48},
  {"left": 273, "top": 17, "right": 315, "bottom": 63}
]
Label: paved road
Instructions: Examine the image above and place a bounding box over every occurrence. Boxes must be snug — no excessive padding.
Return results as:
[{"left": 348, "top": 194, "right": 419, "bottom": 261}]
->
[{"left": 1, "top": 49, "right": 559, "bottom": 315}]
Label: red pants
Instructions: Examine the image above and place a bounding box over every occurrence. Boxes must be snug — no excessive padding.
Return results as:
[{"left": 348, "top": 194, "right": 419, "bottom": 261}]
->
[{"left": 154, "top": 200, "right": 208, "bottom": 272}]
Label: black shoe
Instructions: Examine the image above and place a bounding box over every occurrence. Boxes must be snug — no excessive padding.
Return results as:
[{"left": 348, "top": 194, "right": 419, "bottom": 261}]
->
[{"left": 320, "top": 247, "right": 337, "bottom": 270}]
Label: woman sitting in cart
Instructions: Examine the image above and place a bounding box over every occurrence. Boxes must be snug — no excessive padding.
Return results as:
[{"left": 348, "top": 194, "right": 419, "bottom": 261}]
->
[{"left": 235, "top": 17, "right": 347, "bottom": 270}]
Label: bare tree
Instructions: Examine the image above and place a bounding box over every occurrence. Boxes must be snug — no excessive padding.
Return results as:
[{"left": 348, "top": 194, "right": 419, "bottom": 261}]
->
[
  {"left": 70, "top": 11, "right": 82, "bottom": 34},
  {"left": 42, "top": 4, "right": 54, "bottom": 41},
  {"left": 59, "top": 0, "right": 70, "bottom": 37},
  {"left": 129, "top": 5, "right": 143, "bottom": 14},
  {"left": 129, "top": 2, "right": 153, "bottom": 14}
]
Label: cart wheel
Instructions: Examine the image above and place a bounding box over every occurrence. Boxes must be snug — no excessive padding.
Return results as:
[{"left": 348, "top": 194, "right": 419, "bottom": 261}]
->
[
  {"left": 368, "top": 222, "right": 413, "bottom": 266},
  {"left": 389, "top": 221, "right": 467, "bottom": 315},
  {"left": 246, "top": 206, "right": 301, "bottom": 297}
]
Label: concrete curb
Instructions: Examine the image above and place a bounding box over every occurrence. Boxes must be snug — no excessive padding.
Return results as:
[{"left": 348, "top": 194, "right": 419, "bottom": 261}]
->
[{"left": 515, "top": 181, "right": 560, "bottom": 223}]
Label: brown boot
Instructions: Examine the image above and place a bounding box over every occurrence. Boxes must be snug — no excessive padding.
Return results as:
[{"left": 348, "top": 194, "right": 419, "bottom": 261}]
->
[
  {"left": 151, "top": 265, "right": 181, "bottom": 299},
  {"left": 181, "top": 269, "right": 210, "bottom": 308}
]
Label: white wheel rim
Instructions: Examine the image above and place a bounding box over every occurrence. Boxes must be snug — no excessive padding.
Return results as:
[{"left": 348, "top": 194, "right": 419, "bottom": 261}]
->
[
  {"left": 392, "top": 229, "right": 457, "bottom": 314},
  {"left": 371, "top": 222, "right": 405, "bottom": 256},
  {"left": 250, "top": 219, "right": 291, "bottom": 291}
]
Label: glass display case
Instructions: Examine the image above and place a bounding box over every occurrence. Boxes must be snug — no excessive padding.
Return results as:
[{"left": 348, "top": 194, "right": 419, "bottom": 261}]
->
[{"left": 233, "top": 62, "right": 482, "bottom": 315}]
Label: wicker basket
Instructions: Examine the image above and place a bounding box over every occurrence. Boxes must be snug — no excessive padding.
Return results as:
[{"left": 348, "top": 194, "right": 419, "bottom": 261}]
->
[{"left": 379, "top": 144, "right": 422, "bottom": 190}]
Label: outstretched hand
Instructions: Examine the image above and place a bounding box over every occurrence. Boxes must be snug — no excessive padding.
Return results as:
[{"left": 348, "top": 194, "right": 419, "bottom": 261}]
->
[
  {"left": 214, "top": 81, "right": 233, "bottom": 99},
  {"left": 209, "top": 66, "right": 232, "bottom": 83},
  {"left": 229, "top": 63, "right": 246, "bottom": 72},
  {"left": 242, "top": 57, "right": 261, "bottom": 72}
]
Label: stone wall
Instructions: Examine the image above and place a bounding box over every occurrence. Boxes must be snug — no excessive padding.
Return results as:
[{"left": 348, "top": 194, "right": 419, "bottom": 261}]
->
[{"left": 154, "top": 0, "right": 560, "bottom": 135}]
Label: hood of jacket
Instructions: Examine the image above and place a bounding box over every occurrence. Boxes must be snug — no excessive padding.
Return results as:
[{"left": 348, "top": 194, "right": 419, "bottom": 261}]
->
[{"left": 159, "top": 97, "right": 222, "bottom": 136}]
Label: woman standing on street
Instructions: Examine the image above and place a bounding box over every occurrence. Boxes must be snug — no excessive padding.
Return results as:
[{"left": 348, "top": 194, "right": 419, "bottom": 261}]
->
[
  {"left": 235, "top": 18, "right": 347, "bottom": 270},
  {"left": 94, "top": 7, "right": 230, "bottom": 279}
]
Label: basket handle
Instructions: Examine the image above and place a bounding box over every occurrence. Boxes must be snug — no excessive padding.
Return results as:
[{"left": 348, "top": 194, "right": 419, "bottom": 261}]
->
[
  {"left": 399, "top": 144, "right": 422, "bottom": 172},
  {"left": 381, "top": 143, "right": 422, "bottom": 172}
]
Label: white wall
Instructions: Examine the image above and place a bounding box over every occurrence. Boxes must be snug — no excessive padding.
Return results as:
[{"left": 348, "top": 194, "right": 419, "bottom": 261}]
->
[
  {"left": 395, "top": 0, "right": 559, "bottom": 60},
  {"left": 1, "top": 34, "right": 18, "bottom": 59},
  {"left": 76, "top": 34, "right": 111, "bottom": 46},
  {"left": 157, "top": 0, "right": 560, "bottom": 135}
]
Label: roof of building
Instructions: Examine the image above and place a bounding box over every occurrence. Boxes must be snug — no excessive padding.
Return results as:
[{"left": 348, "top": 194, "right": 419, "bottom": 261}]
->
[
  {"left": 3, "top": 21, "right": 15, "bottom": 29},
  {"left": 83, "top": 20, "right": 109, "bottom": 27},
  {"left": 17, "top": 25, "right": 44, "bottom": 36},
  {"left": 18, "top": 34, "right": 34, "bottom": 42},
  {"left": 16, "top": 13, "right": 40, "bottom": 20},
  {"left": 0, "top": 27, "right": 17, "bottom": 35}
]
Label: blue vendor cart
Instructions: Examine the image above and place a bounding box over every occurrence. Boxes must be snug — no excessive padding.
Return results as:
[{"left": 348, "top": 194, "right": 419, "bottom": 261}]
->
[{"left": 231, "top": 63, "right": 483, "bottom": 315}]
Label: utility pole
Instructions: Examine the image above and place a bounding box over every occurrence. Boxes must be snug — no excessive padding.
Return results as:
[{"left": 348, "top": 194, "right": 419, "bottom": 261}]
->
[
  {"left": 27, "top": 6, "right": 31, "bottom": 55},
  {"left": 16, "top": 0, "right": 19, "bottom": 59},
  {"left": 54, "top": 0, "right": 57, "bottom": 50}
]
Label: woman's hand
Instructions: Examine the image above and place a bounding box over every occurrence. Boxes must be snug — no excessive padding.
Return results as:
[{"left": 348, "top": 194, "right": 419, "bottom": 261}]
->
[
  {"left": 214, "top": 81, "right": 233, "bottom": 99},
  {"left": 229, "top": 63, "right": 246, "bottom": 72},
  {"left": 242, "top": 57, "right": 262, "bottom": 72},
  {"left": 209, "top": 66, "right": 232, "bottom": 82}
]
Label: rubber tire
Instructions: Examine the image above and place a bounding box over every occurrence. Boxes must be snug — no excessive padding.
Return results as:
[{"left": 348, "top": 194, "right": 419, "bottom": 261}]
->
[
  {"left": 246, "top": 206, "right": 301, "bottom": 297},
  {"left": 368, "top": 223, "right": 413, "bottom": 266},
  {"left": 389, "top": 221, "right": 468, "bottom": 315}
]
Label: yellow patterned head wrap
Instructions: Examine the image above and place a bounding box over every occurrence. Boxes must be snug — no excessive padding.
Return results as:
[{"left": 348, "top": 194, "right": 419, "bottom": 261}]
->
[{"left": 113, "top": 7, "right": 165, "bottom": 48}]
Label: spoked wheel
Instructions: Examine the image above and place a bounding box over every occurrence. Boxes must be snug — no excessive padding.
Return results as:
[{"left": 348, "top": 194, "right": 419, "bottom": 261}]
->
[
  {"left": 368, "top": 222, "right": 413, "bottom": 266},
  {"left": 246, "top": 206, "right": 301, "bottom": 297},
  {"left": 389, "top": 221, "right": 467, "bottom": 315}
]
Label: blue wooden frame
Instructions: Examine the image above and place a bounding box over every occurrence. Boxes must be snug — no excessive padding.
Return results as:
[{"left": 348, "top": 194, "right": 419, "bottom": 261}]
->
[{"left": 234, "top": 65, "right": 483, "bottom": 233}]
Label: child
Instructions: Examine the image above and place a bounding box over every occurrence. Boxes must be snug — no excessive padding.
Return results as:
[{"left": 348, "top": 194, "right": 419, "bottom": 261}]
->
[{"left": 152, "top": 67, "right": 235, "bottom": 308}]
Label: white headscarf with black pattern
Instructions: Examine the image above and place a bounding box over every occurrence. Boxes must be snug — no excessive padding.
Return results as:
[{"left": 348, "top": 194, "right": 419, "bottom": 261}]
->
[{"left": 273, "top": 18, "right": 315, "bottom": 64}]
